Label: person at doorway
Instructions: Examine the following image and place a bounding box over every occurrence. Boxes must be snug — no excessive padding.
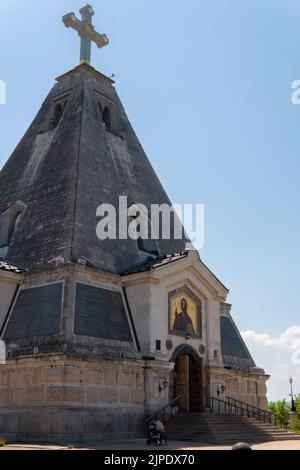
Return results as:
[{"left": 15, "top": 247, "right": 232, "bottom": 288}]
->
[{"left": 173, "top": 298, "right": 195, "bottom": 334}]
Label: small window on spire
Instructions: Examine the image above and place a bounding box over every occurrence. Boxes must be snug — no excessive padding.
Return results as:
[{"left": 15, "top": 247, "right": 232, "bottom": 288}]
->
[
  {"left": 0, "top": 201, "right": 26, "bottom": 252},
  {"left": 129, "top": 209, "right": 159, "bottom": 258},
  {"left": 52, "top": 103, "right": 63, "bottom": 129},
  {"left": 103, "top": 106, "right": 112, "bottom": 132},
  {"left": 7, "top": 211, "right": 21, "bottom": 244}
]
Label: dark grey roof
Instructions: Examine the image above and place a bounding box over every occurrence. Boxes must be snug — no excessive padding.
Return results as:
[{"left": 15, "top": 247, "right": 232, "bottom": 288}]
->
[
  {"left": 0, "top": 63, "right": 188, "bottom": 273},
  {"left": 121, "top": 251, "right": 229, "bottom": 294},
  {"left": 0, "top": 260, "right": 23, "bottom": 274},
  {"left": 220, "top": 314, "right": 256, "bottom": 369},
  {"left": 120, "top": 251, "right": 189, "bottom": 275}
]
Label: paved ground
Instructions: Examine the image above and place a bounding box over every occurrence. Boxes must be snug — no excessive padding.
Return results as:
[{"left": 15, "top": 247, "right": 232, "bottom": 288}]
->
[{"left": 1, "top": 440, "right": 300, "bottom": 450}]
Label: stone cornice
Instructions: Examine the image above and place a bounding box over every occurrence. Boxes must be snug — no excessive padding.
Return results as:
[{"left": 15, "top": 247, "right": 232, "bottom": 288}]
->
[{"left": 56, "top": 63, "right": 115, "bottom": 85}]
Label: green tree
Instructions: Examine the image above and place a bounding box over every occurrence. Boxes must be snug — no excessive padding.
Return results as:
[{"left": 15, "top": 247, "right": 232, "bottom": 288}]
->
[
  {"left": 288, "top": 414, "right": 300, "bottom": 434},
  {"left": 268, "top": 399, "right": 290, "bottom": 429}
]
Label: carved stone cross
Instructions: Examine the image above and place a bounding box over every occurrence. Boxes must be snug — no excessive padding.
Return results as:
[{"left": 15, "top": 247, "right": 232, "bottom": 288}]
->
[{"left": 63, "top": 5, "right": 109, "bottom": 64}]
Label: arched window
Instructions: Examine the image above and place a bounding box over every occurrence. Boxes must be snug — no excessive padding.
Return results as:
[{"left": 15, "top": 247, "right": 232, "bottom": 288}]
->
[
  {"left": 128, "top": 208, "right": 158, "bottom": 257},
  {"left": 52, "top": 103, "right": 63, "bottom": 129},
  {"left": 0, "top": 201, "right": 26, "bottom": 250},
  {"left": 103, "top": 106, "right": 112, "bottom": 132},
  {"left": 7, "top": 210, "right": 22, "bottom": 244}
]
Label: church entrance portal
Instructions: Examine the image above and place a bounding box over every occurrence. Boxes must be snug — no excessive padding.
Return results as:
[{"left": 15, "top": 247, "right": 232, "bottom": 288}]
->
[{"left": 174, "top": 349, "right": 203, "bottom": 413}]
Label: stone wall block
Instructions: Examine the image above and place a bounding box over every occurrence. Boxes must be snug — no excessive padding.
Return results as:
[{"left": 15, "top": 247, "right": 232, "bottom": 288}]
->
[
  {"left": 63, "top": 386, "right": 84, "bottom": 403},
  {"left": 136, "top": 372, "right": 144, "bottom": 389},
  {"left": 120, "top": 389, "right": 130, "bottom": 403},
  {"left": 0, "top": 370, "right": 11, "bottom": 387},
  {"left": 117, "top": 370, "right": 136, "bottom": 387},
  {"left": 84, "top": 368, "right": 105, "bottom": 385},
  {"left": 13, "top": 388, "right": 25, "bottom": 404},
  {"left": 105, "top": 368, "right": 117, "bottom": 386},
  {"left": 20, "top": 414, "right": 40, "bottom": 433},
  {"left": 64, "top": 366, "right": 81, "bottom": 384},
  {"left": 86, "top": 387, "right": 99, "bottom": 403},
  {"left": 131, "top": 389, "right": 145, "bottom": 405},
  {"left": 47, "top": 386, "right": 64, "bottom": 402},
  {"left": 39, "top": 414, "right": 52, "bottom": 434},
  {"left": 113, "top": 412, "right": 129, "bottom": 432},
  {"left": 128, "top": 412, "right": 145, "bottom": 432},
  {"left": 10, "top": 369, "right": 25, "bottom": 386},
  {"left": 93, "top": 412, "right": 114, "bottom": 433},
  {"left": 26, "top": 368, "right": 42, "bottom": 385},
  {"left": 99, "top": 386, "right": 119, "bottom": 403},
  {"left": 42, "top": 366, "right": 65, "bottom": 384},
  {"left": 24, "top": 386, "right": 46, "bottom": 404},
  {"left": 0, "top": 389, "right": 10, "bottom": 404}
]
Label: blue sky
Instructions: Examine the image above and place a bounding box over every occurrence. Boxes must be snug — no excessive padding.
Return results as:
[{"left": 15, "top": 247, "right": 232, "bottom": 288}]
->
[{"left": 1, "top": 0, "right": 300, "bottom": 401}]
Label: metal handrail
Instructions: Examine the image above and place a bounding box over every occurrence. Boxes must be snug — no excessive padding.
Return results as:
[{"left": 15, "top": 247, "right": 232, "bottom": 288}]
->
[
  {"left": 226, "top": 396, "right": 275, "bottom": 425},
  {"left": 209, "top": 396, "right": 276, "bottom": 426},
  {"left": 209, "top": 396, "right": 236, "bottom": 415},
  {"left": 145, "top": 395, "right": 183, "bottom": 424}
]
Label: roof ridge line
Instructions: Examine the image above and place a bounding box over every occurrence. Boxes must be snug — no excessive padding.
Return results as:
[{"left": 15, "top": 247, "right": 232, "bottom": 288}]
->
[{"left": 70, "top": 73, "right": 86, "bottom": 262}]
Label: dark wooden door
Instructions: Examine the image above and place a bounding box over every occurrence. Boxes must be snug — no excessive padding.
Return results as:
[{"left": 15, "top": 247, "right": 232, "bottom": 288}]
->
[
  {"left": 174, "top": 354, "right": 189, "bottom": 412},
  {"left": 189, "top": 357, "right": 203, "bottom": 412}
]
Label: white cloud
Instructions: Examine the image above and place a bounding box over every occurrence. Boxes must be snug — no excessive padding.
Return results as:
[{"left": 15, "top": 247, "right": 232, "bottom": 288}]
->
[
  {"left": 240, "top": 326, "right": 300, "bottom": 401},
  {"left": 241, "top": 325, "right": 300, "bottom": 351}
]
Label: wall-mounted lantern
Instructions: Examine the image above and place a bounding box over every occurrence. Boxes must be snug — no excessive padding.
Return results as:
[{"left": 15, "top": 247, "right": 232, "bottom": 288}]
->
[{"left": 158, "top": 379, "right": 169, "bottom": 394}]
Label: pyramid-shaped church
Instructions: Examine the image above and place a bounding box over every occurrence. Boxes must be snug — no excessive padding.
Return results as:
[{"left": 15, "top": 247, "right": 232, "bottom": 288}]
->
[{"left": 0, "top": 5, "right": 268, "bottom": 443}]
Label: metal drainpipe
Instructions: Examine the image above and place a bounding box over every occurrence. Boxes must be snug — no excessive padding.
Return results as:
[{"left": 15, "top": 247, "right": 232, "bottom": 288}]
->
[
  {"left": 0, "top": 284, "right": 20, "bottom": 340},
  {"left": 122, "top": 286, "right": 140, "bottom": 352}
]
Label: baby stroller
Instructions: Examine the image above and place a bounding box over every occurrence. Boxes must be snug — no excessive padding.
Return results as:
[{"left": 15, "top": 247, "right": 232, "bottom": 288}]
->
[{"left": 146, "top": 419, "right": 168, "bottom": 446}]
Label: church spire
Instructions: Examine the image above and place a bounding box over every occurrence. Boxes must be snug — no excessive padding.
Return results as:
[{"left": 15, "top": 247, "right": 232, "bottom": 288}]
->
[{"left": 63, "top": 4, "right": 109, "bottom": 65}]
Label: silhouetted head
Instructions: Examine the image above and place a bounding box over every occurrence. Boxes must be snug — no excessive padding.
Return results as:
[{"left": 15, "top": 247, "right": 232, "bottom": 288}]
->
[{"left": 232, "top": 442, "right": 252, "bottom": 451}]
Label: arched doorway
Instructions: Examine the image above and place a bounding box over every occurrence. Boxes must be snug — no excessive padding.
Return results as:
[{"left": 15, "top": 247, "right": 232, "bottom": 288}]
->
[{"left": 172, "top": 345, "right": 204, "bottom": 413}]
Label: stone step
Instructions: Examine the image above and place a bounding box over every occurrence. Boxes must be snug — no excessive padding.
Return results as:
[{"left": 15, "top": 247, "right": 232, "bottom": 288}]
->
[
  {"left": 167, "top": 428, "right": 295, "bottom": 435},
  {"left": 186, "top": 432, "right": 297, "bottom": 438},
  {"left": 207, "top": 436, "right": 300, "bottom": 443},
  {"left": 168, "top": 436, "right": 300, "bottom": 442},
  {"left": 167, "top": 430, "right": 294, "bottom": 436},
  {"left": 165, "top": 413, "right": 300, "bottom": 444}
]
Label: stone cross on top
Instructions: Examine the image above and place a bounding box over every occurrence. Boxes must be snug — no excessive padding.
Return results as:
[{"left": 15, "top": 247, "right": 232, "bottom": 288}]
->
[{"left": 63, "top": 5, "right": 109, "bottom": 64}]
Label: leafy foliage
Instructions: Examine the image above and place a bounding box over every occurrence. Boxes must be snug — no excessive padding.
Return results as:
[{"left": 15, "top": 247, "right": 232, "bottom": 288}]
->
[
  {"left": 288, "top": 414, "right": 300, "bottom": 434},
  {"left": 294, "top": 394, "right": 300, "bottom": 413},
  {"left": 268, "top": 399, "right": 290, "bottom": 429}
]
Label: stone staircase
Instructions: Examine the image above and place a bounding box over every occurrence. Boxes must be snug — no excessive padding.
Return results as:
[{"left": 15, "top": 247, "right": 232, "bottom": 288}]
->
[{"left": 165, "top": 413, "right": 300, "bottom": 444}]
